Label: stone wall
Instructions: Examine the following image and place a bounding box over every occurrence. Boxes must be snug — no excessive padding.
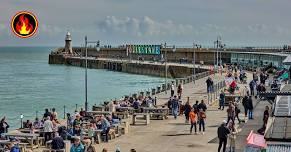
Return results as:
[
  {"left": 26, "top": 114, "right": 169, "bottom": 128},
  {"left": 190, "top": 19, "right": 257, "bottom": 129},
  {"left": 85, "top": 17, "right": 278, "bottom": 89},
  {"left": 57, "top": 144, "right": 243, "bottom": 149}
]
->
[{"left": 49, "top": 55, "right": 208, "bottom": 78}]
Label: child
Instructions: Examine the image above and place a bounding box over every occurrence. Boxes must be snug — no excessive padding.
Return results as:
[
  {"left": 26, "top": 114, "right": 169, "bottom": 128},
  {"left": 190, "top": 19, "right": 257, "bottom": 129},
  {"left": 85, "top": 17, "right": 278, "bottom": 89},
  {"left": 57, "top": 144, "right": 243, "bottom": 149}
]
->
[
  {"left": 198, "top": 109, "right": 206, "bottom": 134},
  {"left": 228, "top": 121, "right": 237, "bottom": 152},
  {"left": 189, "top": 108, "right": 197, "bottom": 134}
]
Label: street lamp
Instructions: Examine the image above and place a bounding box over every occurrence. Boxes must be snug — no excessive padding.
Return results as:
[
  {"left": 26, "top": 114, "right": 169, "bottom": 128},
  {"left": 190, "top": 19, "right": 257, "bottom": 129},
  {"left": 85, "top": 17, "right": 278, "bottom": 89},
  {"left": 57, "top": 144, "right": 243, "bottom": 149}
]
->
[
  {"left": 20, "top": 114, "right": 24, "bottom": 129},
  {"left": 164, "top": 43, "right": 176, "bottom": 94},
  {"left": 193, "top": 42, "right": 201, "bottom": 84},
  {"left": 164, "top": 42, "right": 167, "bottom": 94},
  {"left": 214, "top": 36, "right": 225, "bottom": 69},
  {"left": 84, "top": 36, "right": 100, "bottom": 112}
]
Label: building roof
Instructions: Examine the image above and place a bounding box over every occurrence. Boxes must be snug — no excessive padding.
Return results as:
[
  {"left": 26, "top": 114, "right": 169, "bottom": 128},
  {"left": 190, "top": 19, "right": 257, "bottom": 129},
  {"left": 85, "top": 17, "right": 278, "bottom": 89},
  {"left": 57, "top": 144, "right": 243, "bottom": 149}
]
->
[
  {"left": 267, "top": 142, "right": 291, "bottom": 151},
  {"left": 283, "top": 55, "right": 291, "bottom": 65}
]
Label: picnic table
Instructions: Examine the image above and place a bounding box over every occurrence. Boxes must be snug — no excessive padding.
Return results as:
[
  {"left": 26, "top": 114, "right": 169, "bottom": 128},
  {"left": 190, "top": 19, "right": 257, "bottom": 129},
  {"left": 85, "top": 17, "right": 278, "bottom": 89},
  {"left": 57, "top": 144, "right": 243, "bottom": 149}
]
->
[
  {"left": 4, "top": 132, "right": 39, "bottom": 149},
  {"left": 132, "top": 113, "right": 150, "bottom": 125},
  {"left": 86, "top": 111, "right": 112, "bottom": 117},
  {"left": 116, "top": 107, "right": 135, "bottom": 114},
  {"left": 0, "top": 139, "right": 29, "bottom": 151},
  {"left": 142, "top": 107, "right": 169, "bottom": 120},
  {"left": 82, "top": 128, "right": 104, "bottom": 144}
]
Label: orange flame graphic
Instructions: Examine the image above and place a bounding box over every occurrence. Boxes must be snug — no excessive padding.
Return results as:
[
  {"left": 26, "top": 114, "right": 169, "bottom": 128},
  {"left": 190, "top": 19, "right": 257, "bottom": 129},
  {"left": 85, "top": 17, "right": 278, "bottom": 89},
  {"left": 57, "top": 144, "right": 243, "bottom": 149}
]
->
[{"left": 15, "top": 15, "right": 33, "bottom": 35}]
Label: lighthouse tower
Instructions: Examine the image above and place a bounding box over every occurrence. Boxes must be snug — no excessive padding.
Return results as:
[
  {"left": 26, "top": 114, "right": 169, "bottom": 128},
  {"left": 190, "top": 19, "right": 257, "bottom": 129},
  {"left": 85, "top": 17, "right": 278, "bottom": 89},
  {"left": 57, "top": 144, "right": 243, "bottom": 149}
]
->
[{"left": 64, "top": 32, "right": 73, "bottom": 54}]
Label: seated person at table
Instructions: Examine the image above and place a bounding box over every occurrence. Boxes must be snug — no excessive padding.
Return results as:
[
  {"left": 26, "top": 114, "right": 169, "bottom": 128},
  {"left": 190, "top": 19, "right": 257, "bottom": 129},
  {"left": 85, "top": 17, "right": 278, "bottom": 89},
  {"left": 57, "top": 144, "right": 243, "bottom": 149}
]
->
[
  {"left": 271, "top": 80, "right": 278, "bottom": 89},
  {"left": 8, "top": 138, "right": 20, "bottom": 152},
  {"left": 79, "top": 108, "right": 86, "bottom": 117},
  {"left": 33, "top": 118, "right": 42, "bottom": 129},
  {"left": 112, "top": 113, "right": 120, "bottom": 120},
  {"left": 51, "top": 133, "right": 65, "bottom": 150},
  {"left": 67, "top": 113, "right": 74, "bottom": 127},
  {"left": 24, "top": 120, "right": 32, "bottom": 128},
  {"left": 100, "top": 116, "right": 111, "bottom": 142},
  {"left": 70, "top": 137, "right": 84, "bottom": 152},
  {"left": 88, "top": 123, "right": 97, "bottom": 139},
  {"left": 132, "top": 99, "right": 140, "bottom": 109},
  {"left": 73, "top": 114, "right": 82, "bottom": 136},
  {"left": 107, "top": 115, "right": 119, "bottom": 125}
]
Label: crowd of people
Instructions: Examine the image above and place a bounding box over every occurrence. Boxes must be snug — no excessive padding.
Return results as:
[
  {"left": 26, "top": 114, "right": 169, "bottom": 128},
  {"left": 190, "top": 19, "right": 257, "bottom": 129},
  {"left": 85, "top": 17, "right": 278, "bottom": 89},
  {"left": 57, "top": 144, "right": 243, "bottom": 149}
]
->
[{"left": 216, "top": 65, "right": 275, "bottom": 152}]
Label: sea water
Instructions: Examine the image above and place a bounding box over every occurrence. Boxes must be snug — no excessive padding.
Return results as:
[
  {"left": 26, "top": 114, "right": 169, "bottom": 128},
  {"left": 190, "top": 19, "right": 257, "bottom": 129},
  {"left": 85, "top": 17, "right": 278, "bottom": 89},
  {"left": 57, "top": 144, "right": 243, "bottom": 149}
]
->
[{"left": 0, "top": 47, "right": 164, "bottom": 128}]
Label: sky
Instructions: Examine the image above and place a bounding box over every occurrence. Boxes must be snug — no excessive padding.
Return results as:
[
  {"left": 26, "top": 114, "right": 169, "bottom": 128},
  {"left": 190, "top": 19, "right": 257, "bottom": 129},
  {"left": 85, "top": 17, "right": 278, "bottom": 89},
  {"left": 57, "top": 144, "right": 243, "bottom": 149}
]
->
[{"left": 0, "top": 0, "right": 291, "bottom": 47}]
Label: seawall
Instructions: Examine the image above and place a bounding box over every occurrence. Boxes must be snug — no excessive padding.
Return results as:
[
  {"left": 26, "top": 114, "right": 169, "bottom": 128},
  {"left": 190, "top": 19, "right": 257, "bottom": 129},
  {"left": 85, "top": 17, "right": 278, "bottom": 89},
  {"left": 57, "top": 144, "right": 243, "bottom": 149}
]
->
[{"left": 49, "top": 55, "right": 208, "bottom": 78}]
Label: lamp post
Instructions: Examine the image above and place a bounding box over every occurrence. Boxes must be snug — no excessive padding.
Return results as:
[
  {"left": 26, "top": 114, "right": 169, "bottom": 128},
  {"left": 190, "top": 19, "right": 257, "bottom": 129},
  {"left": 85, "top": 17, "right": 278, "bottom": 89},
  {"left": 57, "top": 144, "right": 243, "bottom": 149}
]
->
[
  {"left": 84, "top": 36, "right": 100, "bottom": 112},
  {"left": 20, "top": 114, "right": 24, "bottom": 129},
  {"left": 164, "top": 42, "right": 167, "bottom": 94},
  {"left": 193, "top": 43, "right": 201, "bottom": 84},
  {"left": 214, "top": 36, "right": 225, "bottom": 69},
  {"left": 164, "top": 43, "right": 176, "bottom": 94}
]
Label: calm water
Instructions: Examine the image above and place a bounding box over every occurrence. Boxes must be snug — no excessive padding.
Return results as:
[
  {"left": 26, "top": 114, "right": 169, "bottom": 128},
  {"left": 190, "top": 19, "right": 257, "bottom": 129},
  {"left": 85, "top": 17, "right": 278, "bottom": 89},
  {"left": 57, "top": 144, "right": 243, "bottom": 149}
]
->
[{"left": 0, "top": 47, "right": 164, "bottom": 128}]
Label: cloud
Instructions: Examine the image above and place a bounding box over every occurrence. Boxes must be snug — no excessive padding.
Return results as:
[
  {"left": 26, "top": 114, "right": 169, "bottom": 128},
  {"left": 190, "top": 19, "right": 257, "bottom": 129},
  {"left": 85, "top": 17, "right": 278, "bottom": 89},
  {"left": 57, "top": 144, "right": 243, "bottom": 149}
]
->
[{"left": 97, "top": 16, "right": 194, "bottom": 37}]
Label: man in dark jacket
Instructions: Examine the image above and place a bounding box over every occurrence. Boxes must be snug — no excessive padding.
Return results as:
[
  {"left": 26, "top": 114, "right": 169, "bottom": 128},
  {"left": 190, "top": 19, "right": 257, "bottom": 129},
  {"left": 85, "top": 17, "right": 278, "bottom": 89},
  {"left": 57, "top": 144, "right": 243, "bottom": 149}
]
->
[
  {"left": 217, "top": 121, "right": 230, "bottom": 152},
  {"left": 51, "top": 133, "right": 65, "bottom": 150},
  {"left": 242, "top": 96, "right": 248, "bottom": 117},
  {"left": 247, "top": 96, "right": 254, "bottom": 119},
  {"left": 198, "top": 100, "right": 207, "bottom": 112}
]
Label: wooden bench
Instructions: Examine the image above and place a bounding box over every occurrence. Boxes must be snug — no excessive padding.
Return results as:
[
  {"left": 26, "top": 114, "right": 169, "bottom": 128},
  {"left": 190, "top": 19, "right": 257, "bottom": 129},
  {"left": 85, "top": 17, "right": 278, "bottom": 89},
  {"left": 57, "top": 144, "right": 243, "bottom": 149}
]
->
[
  {"left": 143, "top": 107, "right": 169, "bottom": 120},
  {"left": 0, "top": 140, "right": 28, "bottom": 152},
  {"left": 42, "top": 148, "right": 65, "bottom": 152},
  {"left": 132, "top": 113, "right": 150, "bottom": 125},
  {"left": 122, "top": 121, "right": 130, "bottom": 134},
  {"left": 150, "top": 113, "right": 168, "bottom": 120},
  {"left": 115, "top": 111, "right": 129, "bottom": 119}
]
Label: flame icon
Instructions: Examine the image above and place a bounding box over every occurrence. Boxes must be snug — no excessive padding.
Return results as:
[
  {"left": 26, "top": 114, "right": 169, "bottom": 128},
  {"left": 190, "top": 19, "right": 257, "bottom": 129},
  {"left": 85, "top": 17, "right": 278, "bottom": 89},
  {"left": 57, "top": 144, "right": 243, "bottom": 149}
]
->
[
  {"left": 11, "top": 11, "right": 38, "bottom": 38},
  {"left": 16, "top": 15, "right": 33, "bottom": 35}
]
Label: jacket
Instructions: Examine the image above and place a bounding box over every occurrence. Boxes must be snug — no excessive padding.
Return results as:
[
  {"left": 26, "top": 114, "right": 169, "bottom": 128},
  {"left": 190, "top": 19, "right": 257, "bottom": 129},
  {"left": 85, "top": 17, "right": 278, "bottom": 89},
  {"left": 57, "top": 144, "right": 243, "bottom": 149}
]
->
[
  {"left": 70, "top": 143, "right": 85, "bottom": 152},
  {"left": 189, "top": 112, "right": 197, "bottom": 123},
  {"left": 217, "top": 124, "right": 230, "bottom": 139},
  {"left": 10, "top": 146, "right": 20, "bottom": 152}
]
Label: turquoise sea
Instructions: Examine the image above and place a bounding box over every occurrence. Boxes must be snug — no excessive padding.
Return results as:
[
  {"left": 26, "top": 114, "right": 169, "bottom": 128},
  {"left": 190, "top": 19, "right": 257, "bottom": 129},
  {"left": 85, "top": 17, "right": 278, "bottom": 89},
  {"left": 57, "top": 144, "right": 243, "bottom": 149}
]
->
[{"left": 0, "top": 47, "right": 164, "bottom": 129}]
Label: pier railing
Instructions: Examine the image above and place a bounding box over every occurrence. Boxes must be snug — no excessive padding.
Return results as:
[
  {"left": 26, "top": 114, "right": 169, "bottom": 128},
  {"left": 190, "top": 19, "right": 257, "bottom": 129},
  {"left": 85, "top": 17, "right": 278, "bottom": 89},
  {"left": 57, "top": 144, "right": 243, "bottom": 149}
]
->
[{"left": 117, "top": 71, "right": 212, "bottom": 102}]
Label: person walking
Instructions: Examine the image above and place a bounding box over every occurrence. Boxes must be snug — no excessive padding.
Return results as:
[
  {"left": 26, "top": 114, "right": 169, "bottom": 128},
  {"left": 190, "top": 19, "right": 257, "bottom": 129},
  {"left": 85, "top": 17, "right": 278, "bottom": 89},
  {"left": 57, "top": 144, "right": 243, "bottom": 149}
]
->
[
  {"left": 234, "top": 103, "right": 242, "bottom": 124},
  {"left": 171, "top": 96, "right": 179, "bottom": 119},
  {"left": 242, "top": 96, "right": 248, "bottom": 118},
  {"left": 198, "top": 108, "right": 206, "bottom": 134},
  {"left": 170, "top": 81, "right": 175, "bottom": 97},
  {"left": 228, "top": 121, "right": 237, "bottom": 152},
  {"left": 198, "top": 100, "right": 207, "bottom": 112},
  {"left": 0, "top": 117, "right": 9, "bottom": 134},
  {"left": 217, "top": 120, "right": 230, "bottom": 152},
  {"left": 184, "top": 101, "right": 191, "bottom": 123},
  {"left": 43, "top": 116, "right": 54, "bottom": 142},
  {"left": 257, "top": 106, "right": 269, "bottom": 135},
  {"left": 189, "top": 108, "right": 198, "bottom": 134},
  {"left": 192, "top": 100, "right": 199, "bottom": 113},
  {"left": 218, "top": 90, "right": 225, "bottom": 110},
  {"left": 206, "top": 77, "right": 212, "bottom": 93},
  {"left": 247, "top": 96, "right": 254, "bottom": 119},
  {"left": 226, "top": 104, "right": 235, "bottom": 125},
  {"left": 249, "top": 80, "right": 256, "bottom": 96},
  {"left": 177, "top": 84, "right": 183, "bottom": 99}
]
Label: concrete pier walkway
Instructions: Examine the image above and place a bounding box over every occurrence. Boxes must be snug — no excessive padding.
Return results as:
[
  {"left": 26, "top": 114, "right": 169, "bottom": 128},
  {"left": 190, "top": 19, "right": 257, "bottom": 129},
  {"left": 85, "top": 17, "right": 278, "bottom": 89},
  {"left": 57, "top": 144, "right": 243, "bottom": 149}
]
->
[{"left": 95, "top": 73, "right": 233, "bottom": 152}]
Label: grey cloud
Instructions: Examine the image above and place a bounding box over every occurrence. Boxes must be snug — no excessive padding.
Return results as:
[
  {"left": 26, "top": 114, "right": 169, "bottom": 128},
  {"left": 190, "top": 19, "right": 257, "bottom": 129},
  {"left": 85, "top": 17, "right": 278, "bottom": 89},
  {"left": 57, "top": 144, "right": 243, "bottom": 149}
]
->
[{"left": 97, "top": 16, "right": 194, "bottom": 37}]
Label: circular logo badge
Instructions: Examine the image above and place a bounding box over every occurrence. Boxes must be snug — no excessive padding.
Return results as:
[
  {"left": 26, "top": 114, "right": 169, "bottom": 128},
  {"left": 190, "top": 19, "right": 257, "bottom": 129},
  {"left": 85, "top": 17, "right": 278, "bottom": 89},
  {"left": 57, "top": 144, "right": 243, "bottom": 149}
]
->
[{"left": 11, "top": 11, "right": 38, "bottom": 38}]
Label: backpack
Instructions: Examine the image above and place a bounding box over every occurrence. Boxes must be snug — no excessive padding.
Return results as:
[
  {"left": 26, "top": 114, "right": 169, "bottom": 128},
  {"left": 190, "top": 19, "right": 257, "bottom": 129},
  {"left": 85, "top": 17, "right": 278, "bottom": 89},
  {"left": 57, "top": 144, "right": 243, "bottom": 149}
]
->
[{"left": 200, "top": 112, "right": 206, "bottom": 119}]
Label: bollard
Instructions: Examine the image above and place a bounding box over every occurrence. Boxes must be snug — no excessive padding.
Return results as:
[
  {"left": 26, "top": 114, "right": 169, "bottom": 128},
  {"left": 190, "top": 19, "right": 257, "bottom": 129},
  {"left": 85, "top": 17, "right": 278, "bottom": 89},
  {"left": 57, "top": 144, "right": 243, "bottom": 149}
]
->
[
  {"left": 152, "top": 88, "right": 156, "bottom": 95},
  {"left": 157, "top": 86, "right": 161, "bottom": 93},
  {"left": 35, "top": 111, "right": 38, "bottom": 119},
  {"left": 162, "top": 84, "right": 166, "bottom": 91},
  {"left": 140, "top": 91, "right": 144, "bottom": 97},
  {"left": 75, "top": 104, "right": 78, "bottom": 111},
  {"left": 154, "top": 97, "right": 157, "bottom": 106},
  {"left": 63, "top": 106, "right": 66, "bottom": 119}
]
